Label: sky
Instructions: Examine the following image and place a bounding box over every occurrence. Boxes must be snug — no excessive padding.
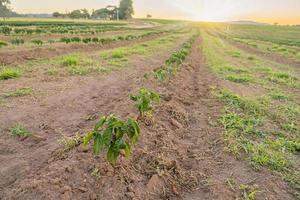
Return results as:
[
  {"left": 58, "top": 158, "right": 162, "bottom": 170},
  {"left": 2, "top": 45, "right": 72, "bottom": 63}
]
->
[{"left": 10, "top": 0, "right": 300, "bottom": 24}]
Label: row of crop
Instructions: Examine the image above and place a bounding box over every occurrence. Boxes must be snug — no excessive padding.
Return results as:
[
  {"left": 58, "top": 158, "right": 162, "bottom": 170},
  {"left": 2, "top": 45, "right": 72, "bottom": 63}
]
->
[
  {"left": 144, "top": 34, "right": 198, "bottom": 81},
  {"left": 82, "top": 34, "right": 197, "bottom": 164},
  {"left": 0, "top": 25, "right": 127, "bottom": 35},
  {"left": 1, "top": 31, "right": 164, "bottom": 47}
]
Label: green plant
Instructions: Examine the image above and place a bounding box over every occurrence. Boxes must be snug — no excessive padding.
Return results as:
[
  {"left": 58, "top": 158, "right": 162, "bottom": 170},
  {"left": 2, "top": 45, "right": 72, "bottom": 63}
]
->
[
  {"left": 83, "top": 114, "right": 140, "bottom": 164},
  {"left": 130, "top": 88, "right": 160, "bottom": 116},
  {"left": 0, "top": 68, "right": 21, "bottom": 80},
  {"left": 10, "top": 38, "right": 24, "bottom": 45},
  {"left": 61, "top": 55, "right": 80, "bottom": 66},
  {"left": 0, "top": 41, "right": 8, "bottom": 48},
  {"left": 31, "top": 39, "right": 43, "bottom": 45},
  {"left": 9, "top": 124, "right": 32, "bottom": 137},
  {"left": 0, "top": 26, "right": 12, "bottom": 35}
]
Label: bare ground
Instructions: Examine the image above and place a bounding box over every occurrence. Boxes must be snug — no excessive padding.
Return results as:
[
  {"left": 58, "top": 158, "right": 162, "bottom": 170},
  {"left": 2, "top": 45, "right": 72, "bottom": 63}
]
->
[{"left": 0, "top": 36, "right": 296, "bottom": 199}]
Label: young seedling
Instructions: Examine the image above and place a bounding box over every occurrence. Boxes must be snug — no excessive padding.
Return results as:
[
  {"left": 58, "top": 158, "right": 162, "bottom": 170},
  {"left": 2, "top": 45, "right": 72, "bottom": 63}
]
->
[
  {"left": 83, "top": 114, "right": 140, "bottom": 165},
  {"left": 130, "top": 88, "right": 160, "bottom": 116}
]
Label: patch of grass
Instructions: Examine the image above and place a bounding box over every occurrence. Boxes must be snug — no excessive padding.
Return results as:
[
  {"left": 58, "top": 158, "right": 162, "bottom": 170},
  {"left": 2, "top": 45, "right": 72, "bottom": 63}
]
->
[
  {"left": 2, "top": 87, "right": 32, "bottom": 98},
  {"left": 268, "top": 91, "right": 290, "bottom": 101},
  {"left": 0, "top": 68, "right": 21, "bottom": 80},
  {"left": 61, "top": 55, "right": 80, "bottom": 66},
  {"left": 111, "top": 49, "right": 126, "bottom": 59},
  {"left": 267, "top": 71, "right": 298, "bottom": 87},
  {"left": 9, "top": 124, "right": 32, "bottom": 137},
  {"left": 47, "top": 67, "right": 59, "bottom": 75},
  {"left": 68, "top": 65, "right": 90, "bottom": 75},
  {"left": 247, "top": 142, "right": 292, "bottom": 171},
  {"left": 228, "top": 51, "right": 241, "bottom": 58},
  {"left": 225, "top": 74, "right": 252, "bottom": 83}
]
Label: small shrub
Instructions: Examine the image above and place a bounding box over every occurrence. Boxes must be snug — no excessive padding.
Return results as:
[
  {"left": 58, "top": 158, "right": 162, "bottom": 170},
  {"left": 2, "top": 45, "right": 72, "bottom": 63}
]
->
[
  {"left": 71, "top": 37, "right": 81, "bottom": 42},
  {"left": 9, "top": 124, "right": 32, "bottom": 137},
  {"left": 83, "top": 114, "right": 140, "bottom": 164},
  {"left": 60, "top": 37, "right": 71, "bottom": 44},
  {"left": 31, "top": 39, "right": 43, "bottom": 45},
  {"left": 10, "top": 39, "right": 24, "bottom": 45},
  {"left": 0, "top": 68, "right": 21, "bottom": 80},
  {"left": 130, "top": 88, "right": 160, "bottom": 116}
]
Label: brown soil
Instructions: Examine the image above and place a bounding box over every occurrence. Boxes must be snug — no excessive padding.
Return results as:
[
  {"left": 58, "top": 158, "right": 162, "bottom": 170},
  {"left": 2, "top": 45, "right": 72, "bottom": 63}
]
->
[
  {"left": 0, "top": 33, "right": 165, "bottom": 66},
  {"left": 0, "top": 36, "right": 296, "bottom": 200}
]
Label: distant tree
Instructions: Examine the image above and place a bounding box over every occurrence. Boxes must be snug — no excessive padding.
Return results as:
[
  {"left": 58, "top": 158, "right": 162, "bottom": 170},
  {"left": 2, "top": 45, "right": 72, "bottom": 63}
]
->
[
  {"left": 0, "top": 0, "right": 11, "bottom": 20},
  {"left": 273, "top": 22, "right": 279, "bottom": 26},
  {"left": 52, "top": 12, "right": 61, "bottom": 18},
  {"left": 147, "top": 14, "right": 152, "bottom": 18},
  {"left": 68, "top": 9, "right": 83, "bottom": 19},
  {"left": 119, "top": 0, "right": 134, "bottom": 20},
  {"left": 81, "top": 9, "right": 90, "bottom": 19},
  {"left": 92, "top": 6, "right": 117, "bottom": 20}
]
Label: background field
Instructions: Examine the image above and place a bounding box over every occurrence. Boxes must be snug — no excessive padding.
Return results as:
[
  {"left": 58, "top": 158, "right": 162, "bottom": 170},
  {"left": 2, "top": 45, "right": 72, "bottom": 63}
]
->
[{"left": 0, "top": 19, "right": 299, "bottom": 199}]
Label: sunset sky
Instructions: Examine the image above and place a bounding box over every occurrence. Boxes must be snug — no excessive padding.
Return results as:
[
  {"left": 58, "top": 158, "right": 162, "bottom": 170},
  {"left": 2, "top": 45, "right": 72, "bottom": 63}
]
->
[{"left": 10, "top": 0, "right": 300, "bottom": 24}]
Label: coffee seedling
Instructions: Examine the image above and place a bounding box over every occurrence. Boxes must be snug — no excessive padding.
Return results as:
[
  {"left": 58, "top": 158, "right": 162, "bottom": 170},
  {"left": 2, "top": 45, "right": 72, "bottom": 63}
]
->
[
  {"left": 84, "top": 114, "right": 140, "bottom": 164},
  {"left": 130, "top": 88, "right": 160, "bottom": 116}
]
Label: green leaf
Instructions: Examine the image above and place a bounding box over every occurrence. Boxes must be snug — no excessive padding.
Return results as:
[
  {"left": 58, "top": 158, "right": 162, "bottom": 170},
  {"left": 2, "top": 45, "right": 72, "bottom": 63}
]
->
[
  {"left": 93, "top": 134, "right": 103, "bottom": 155},
  {"left": 94, "top": 116, "right": 107, "bottom": 131},
  {"left": 107, "top": 140, "right": 123, "bottom": 164},
  {"left": 83, "top": 131, "right": 94, "bottom": 146},
  {"left": 102, "top": 128, "right": 113, "bottom": 145},
  {"left": 124, "top": 142, "right": 131, "bottom": 159},
  {"left": 127, "top": 118, "right": 140, "bottom": 144}
]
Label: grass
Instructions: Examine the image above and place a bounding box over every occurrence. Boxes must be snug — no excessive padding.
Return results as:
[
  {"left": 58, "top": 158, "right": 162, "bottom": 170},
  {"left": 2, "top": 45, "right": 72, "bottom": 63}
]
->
[
  {"left": 225, "top": 74, "right": 252, "bottom": 83},
  {"left": 9, "top": 124, "right": 32, "bottom": 137},
  {"left": 0, "top": 68, "right": 21, "bottom": 80},
  {"left": 2, "top": 87, "right": 32, "bottom": 98},
  {"left": 61, "top": 55, "right": 80, "bottom": 66},
  {"left": 201, "top": 24, "right": 300, "bottom": 198},
  {"left": 47, "top": 67, "right": 59, "bottom": 75},
  {"left": 268, "top": 90, "right": 291, "bottom": 101}
]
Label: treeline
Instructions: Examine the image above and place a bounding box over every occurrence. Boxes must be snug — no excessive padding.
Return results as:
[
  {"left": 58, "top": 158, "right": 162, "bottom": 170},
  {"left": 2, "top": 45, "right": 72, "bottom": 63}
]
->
[
  {"left": 0, "top": 0, "right": 19, "bottom": 19},
  {"left": 53, "top": 0, "right": 134, "bottom": 20}
]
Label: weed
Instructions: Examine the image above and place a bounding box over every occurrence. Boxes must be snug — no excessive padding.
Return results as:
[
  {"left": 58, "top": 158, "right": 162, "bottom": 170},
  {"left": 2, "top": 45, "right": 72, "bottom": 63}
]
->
[
  {"left": 9, "top": 124, "right": 32, "bottom": 137},
  {"left": 111, "top": 49, "right": 125, "bottom": 59},
  {"left": 2, "top": 87, "right": 32, "bottom": 98},
  {"left": 0, "top": 68, "right": 21, "bottom": 80},
  {"left": 268, "top": 91, "right": 290, "bottom": 101},
  {"left": 61, "top": 55, "right": 80, "bottom": 66},
  {"left": 59, "top": 134, "right": 82, "bottom": 151},
  {"left": 47, "top": 67, "right": 59, "bottom": 75},
  {"left": 68, "top": 65, "right": 89, "bottom": 75},
  {"left": 83, "top": 114, "right": 140, "bottom": 164},
  {"left": 225, "top": 74, "right": 252, "bottom": 83},
  {"left": 130, "top": 88, "right": 160, "bottom": 116}
]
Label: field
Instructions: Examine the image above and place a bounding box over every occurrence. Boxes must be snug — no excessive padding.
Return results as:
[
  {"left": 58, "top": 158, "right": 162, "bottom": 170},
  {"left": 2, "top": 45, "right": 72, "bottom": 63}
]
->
[{"left": 0, "top": 18, "right": 299, "bottom": 199}]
